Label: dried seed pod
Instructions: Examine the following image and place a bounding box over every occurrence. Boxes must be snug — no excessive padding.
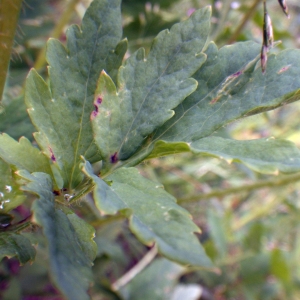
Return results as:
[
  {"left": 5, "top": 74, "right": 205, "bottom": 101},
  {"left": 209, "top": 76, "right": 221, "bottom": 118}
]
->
[
  {"left": 261, "top": 44, "right": 268, "bottom": 74},
  {"left": 278, "top": 0, "right": 290, "bottom": 18},
  {"left": 263, "top": 1, "right": 273, "bottom": 48}
]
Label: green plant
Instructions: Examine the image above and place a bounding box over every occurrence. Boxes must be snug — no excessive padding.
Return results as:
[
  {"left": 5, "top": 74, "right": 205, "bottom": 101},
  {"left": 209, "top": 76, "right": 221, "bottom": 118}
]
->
[{"left": 1, "top": 0, "right": 300, "bottom": 299}]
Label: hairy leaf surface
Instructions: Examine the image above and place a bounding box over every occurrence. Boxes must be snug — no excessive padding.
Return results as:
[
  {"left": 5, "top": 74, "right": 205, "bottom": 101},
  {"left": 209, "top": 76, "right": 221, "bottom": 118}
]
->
[
  {"left": 82, "top": 160, "right": 213, "bottom": 268},
  {"left": 153, "top": 42, "right": 300, "bottom": 143},
  {"left": 18, "top": 170, "right": 96, "bottom": 300},
  {"left": 25, "top": 0, "right": 125, "bottom": 189},
  {"left": 0, "top": 232, "right": 35, "bottom": 264},
  {"left": 147, "top": 137, "right": 300, "bottom": 174},
  {"left": 91, "top": 7, "right": 211, "bottom": 166}
]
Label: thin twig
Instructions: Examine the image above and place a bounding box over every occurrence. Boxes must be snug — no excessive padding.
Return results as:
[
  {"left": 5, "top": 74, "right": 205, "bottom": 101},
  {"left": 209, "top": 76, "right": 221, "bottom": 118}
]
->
[
  {"left": 34, "top": 0, "right": 80, "bottom": 70},
  {"left": 111, "top": 246, "right": 158, "bottom": 291},
  {"left": 228, "top": 0, "right": 262, "bottom": 44},
  {"left": 177, "top": 172, "right": 300, "bottom": 204}
]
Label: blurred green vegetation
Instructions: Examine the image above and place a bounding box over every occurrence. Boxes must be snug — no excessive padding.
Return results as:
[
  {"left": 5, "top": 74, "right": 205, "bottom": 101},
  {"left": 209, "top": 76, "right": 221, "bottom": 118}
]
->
[{"left": 2, "top": 0, "right": 300, "bottom": 299}]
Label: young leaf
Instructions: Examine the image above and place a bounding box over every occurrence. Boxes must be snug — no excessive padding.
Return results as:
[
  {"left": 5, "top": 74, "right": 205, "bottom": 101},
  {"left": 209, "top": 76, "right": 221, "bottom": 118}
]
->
[
  {"left": 153, "top": 42, "right": 300, "bottom": 143},
  {"left": 0, "top": 133, "right": 52, "bottom": 175},
  {"left": 81, "top": 159, "right": 213, "bottom": 268},
  {"left": 91, "top": 7, "right": 211, "bottom": 166},
  {"left": 18, "top": 170, "right": 97, "bottom": 300},
  {"left": 0, "top": 232, "right": 36, "bottom": 264},
  {"left": 25, "top": 0, "right": 126, "bottom": 189},
  {"left": 146, "top": 136, "right": 300, "bottom": 174}
]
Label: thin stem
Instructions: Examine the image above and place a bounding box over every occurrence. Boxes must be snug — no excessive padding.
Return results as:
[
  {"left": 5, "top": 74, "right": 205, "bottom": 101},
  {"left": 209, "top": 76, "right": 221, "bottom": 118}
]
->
[
  {"left": 34, "top": 0, "right": 80, "bottom": 70},
  {"left": 177, "top": 173, "right": 300, "bottom": 204},
  {"left": 0, "top": 0, "right": 23, "bottom": 101},
  {"left": 111, "top": 246, "right": 158, "bottom": 291},
  {"left": 228, "top": 0, "right": 262, "bottom": 44}
]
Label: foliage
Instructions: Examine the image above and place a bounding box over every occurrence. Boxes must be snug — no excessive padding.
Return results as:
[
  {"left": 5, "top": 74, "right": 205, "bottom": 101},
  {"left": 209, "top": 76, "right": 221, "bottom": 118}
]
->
[{"left": 1, "top": 0, "right": 300, "bottom": 299}]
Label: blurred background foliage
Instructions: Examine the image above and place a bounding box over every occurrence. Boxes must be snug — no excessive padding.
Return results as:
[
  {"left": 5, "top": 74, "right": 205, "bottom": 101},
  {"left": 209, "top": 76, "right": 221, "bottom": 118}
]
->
[{"left": 2, "top": 0, "right": 300, "bottom": 299}]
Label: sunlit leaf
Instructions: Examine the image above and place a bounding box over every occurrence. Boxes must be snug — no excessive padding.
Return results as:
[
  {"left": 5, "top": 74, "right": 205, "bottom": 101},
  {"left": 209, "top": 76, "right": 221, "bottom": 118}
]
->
[
  {"left": 25, "top": 0, "right": 126, "bottom": 189},
  {"left": 91, "top": 7, "right": 211, "bottom": 167},
  {"left": 82, "top": 159, "right": 213, "bottom": 268}
]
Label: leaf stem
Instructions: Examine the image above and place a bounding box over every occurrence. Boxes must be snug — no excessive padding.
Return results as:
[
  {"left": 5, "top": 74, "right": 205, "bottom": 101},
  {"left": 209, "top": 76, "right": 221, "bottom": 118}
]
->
[
  {"left": 177, "top": 172, "right": 300, "bottom": 204},
  {"left": 111, "top": 246, "right": 158, "bottom": 291},
  {"left": 0, "top": 0, "right": 23, "bottom": 102},
  {"left": 34, "top": 0, "right": 80, "bottom": 70}
]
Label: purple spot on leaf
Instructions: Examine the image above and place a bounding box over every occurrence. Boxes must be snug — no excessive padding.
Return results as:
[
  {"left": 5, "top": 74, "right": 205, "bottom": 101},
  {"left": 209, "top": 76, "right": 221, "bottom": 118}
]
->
[
  {"left": 232, "top": 71, "right": 242, "bottom": 77},
  {"left": 96, "top": 96, "right": 102, "bottom": 104},
  {"left": 49, "top": 147, "right": 56, "bottom": 162},
  {"left": 91, "top": 110, "right": 98, "bottom": 120},
  {"left": 110, "top": 152, "right": 118, "bottom": 164}
]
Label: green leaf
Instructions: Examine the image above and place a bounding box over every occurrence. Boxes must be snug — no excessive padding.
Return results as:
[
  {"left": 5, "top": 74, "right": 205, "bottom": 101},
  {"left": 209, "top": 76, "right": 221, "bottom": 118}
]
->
[
  {"left": 0, "top": 133, "right": 52, "bottom": 175},
  {"left": 91, "top": 7, "right": 211, "bottom": 165},
  {"left": 25, "top": 0, "right": 125, "bottom": 189},
  {"left": 153, "top": 41, "right": 300, "bottom": 143},
  {"left": 147, "top": 137, "right": 300, "bottom": 174},
  {"left": 18, "top": 170, "right": 97, "bottom": 300},
  {"left": 270, "top": 248, "right": 292, "bottom": 287},
  {"left": 120, "top": 258, "right": 184, "bottom": 300},
  {"left": 0, "top": 158, "right": 26, "bottom": 212},
  {"left": 81, "top": 159, "right": 213, "bottom": 268},
  {"left": 0, "top": 232, "right": 36, "bottom": 264},
  {"left": 207, "top": 209, "right": 227, "bottom": 258}
]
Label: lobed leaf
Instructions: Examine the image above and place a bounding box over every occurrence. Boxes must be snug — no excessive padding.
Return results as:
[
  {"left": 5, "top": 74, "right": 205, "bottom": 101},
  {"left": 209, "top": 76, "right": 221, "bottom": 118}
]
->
[
  {"left": 147, "top": 137, "right": 300, "bottom": 174},
  {"left": 18, "top": 170, "right": 97, "bottom": 300},
  {"left": 153, "top": 42, "right": 300, "bottom": 143},
  {"left": 25, "top": 0, "right": 126, "bottom": 189},
  {"left": 91, "top": 7, "right": 211, "bottom": 166},
  {"left": 82, "top": 159, "right": 213, "bottom": 268},
  {"left": 0, "top": 232, "right": 35, "bottom": 265},
  {"left": 0, "top": 133, "right": 52, "bottom": 175}
]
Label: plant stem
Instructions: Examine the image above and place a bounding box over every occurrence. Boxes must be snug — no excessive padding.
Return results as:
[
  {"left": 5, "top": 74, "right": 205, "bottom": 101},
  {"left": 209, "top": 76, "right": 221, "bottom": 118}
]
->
[
  {"left": 111, "top": 246, "right": 158, "bottom": 291},
  {"left": 228, "top": 0, "right": 262, "bottom": 44},
  {"left": 0, "top": 0, "right": 23, "bottom": 102},
  {"left": 177, "top": 173, "right": 300, "bottom": 204},
  {"left": 34, "top": 0, "right": 80, "bottom": 70}
]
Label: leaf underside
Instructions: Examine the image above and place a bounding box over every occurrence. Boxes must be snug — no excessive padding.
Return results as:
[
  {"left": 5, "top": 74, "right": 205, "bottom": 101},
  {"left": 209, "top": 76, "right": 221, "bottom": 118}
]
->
[
  {"left": 82, "top": 159, "right": 213, "bottom": 268},
  {"left": 25, "top": 0, "right": 126, "bottom": 189},
  {"left": 91, "top": 7, "right": 211, "bottom": 166},
  {"left": 18, "top": 170, "right": 96, "bottom": 300},
  {"left": 147, "top": 136, "right": 300, "bottom": 174}
]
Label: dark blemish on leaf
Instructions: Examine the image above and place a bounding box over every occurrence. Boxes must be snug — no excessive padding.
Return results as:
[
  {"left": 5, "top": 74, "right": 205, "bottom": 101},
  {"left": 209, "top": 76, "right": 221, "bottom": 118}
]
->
[
  {"left": 96, "top": 96, "right": 102, "bottom": 104},
  {"left": 49, "top": 147, "right": 56, "bottom": 162},
  {"left": 277, "top": 65, "right": 291, "bottom": 74},
  {"left": 91, "top": 96, "right": 102, "bottom": 120},
  {"left": 53, "top": 190, "right": 60, "bottom": 196},
  {"left": 232, "top": 71, "right": 242, "bottom": 77},
  {"left": 110, "top": 152, "right": 118, "bottom": 164}
]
